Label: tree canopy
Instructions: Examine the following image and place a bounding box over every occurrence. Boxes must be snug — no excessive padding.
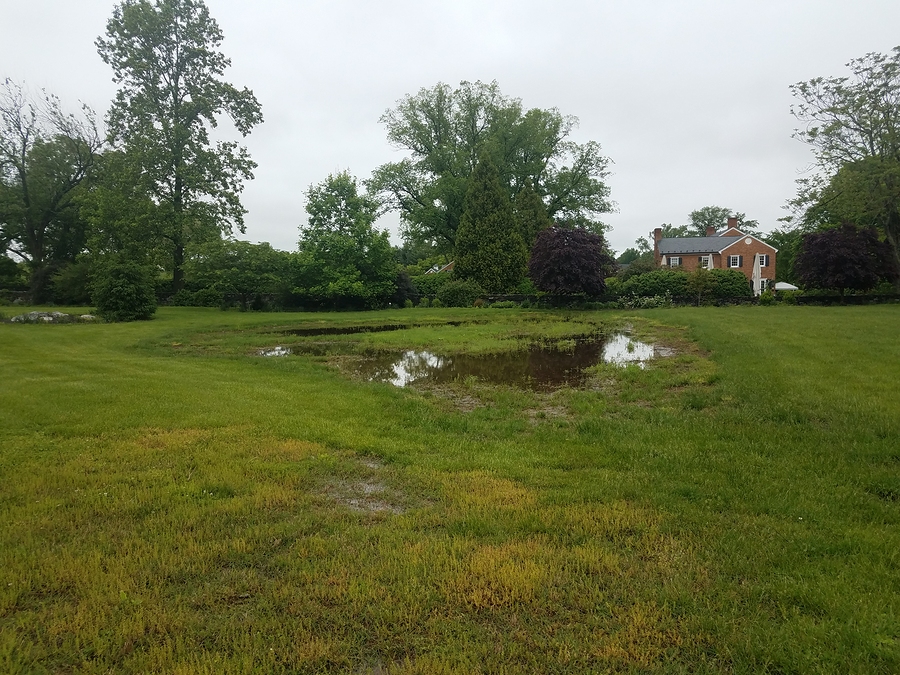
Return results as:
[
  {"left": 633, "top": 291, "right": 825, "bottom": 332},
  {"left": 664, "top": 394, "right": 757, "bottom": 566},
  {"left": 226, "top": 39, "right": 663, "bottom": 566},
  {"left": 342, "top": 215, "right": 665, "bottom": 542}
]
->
[
  {"left": 367, "top": 80, "right": 613, "bottom": 253},
  {"left": 97, "top": 0, "right": 263, "bottom": 290},
  {"left": 794, "top": 223, "right": 898, "bottom": 294},
  {"left": 687, "top": 206, "right": 760, "bottom": 235},
  {"left": 0, "top": 79, "right": 102, "bottom": 300},
  {"left": 294, "top": 172, "right": 396, "bottom": 309},
  {"left": 528, "top": 226, "right": 615, "bottom": 296},
  {"left": 790, "top": 46, "right": 900, "bottom": 272}
]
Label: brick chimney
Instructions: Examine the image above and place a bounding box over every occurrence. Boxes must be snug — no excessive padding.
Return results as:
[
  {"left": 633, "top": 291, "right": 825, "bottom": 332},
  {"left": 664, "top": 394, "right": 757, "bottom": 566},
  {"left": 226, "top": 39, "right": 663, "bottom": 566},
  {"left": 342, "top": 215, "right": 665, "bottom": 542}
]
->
[
  {"left": 706, "top": 226, "right": 716, "bottom": 236},
  {"left": 726, "top": 216, "right": 738, "bottom": 231},
  {"left": 653, "top": 227, "right": 662, "bottom": 263}
]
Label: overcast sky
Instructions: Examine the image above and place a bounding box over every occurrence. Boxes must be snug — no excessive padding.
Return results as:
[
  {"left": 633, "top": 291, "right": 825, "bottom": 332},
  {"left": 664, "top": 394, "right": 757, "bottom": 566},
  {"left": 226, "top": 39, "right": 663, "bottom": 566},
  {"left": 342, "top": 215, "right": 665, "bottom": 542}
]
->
[{"left": 3, "top": 0, "right": 900, "bottom": 254}]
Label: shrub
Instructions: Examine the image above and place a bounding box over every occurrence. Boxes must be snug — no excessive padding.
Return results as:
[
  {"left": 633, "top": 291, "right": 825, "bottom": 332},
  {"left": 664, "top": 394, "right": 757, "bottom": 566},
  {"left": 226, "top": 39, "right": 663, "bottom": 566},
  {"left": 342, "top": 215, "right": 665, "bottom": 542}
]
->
[
  {"left": 404, "top": 298, "right": 414, "bottom": 308},
  {"left": 430, "top": 298, "right": 444, "bottom": 308},
  {"left": 410, "top": 273, "right": 451, "bottom": 300},
  {"left": 620, "top": 269, "right": 688, "bottom": 297},
  {"left": 605, "top": 277, "right": 623, "bottom": 297},
  {"left": 759, "top": 289, "right": 775, "bottom": 305},
  {"left": 620, "top": 292, "right": 673, "bottom": 309},
  {"left": 419, "top": 297, "right": 430, "bottom": 308},
  {"left": 490, "top": 300, "right": 518, "bottom": 308},
  {"left": 169, "top": 288, "right": 196, "bottom": 306},
  {"left": 779, "top": 290, "right": 801, "bottom": 305},
  {"left": 706, "top": 269, "right": 752, "bottom": 298},
  {"left": 193, "top": 287, "right": 224, "bottom": 307},
  {"left": 437, "top": 279, "right": 484, "bottom": 307},
  {"left": 50, "top": 260, "right": 93, "bottom": 305},
  {"left": 91, "top": 258, "right": 157, "bottom": 322}
]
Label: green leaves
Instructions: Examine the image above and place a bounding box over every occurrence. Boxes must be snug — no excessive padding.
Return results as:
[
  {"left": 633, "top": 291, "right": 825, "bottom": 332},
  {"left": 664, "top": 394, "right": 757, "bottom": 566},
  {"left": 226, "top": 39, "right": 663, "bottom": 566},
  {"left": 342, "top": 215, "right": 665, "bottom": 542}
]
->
[
  {"left": 97, "top": 0, "right": 263, "bottom": 288},
  {"left": 295, "top": 173, "right": 396, "bottom": 309},
  {"left": 369, "top": 80, "right": 612, "bottom": 252},
  {"left": 455, "top": 154, "right": 527, "bottom": 294},
  {"left": 789, "top": 47, "right": 900, "bottom": 274}
]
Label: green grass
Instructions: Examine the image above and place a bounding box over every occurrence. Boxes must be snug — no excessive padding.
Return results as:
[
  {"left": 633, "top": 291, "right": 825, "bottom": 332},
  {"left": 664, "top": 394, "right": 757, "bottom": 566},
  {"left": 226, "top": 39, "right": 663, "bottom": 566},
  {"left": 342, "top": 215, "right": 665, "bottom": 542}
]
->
[{"left": 1, "top": 305, "right": 898, "bottom": 673}]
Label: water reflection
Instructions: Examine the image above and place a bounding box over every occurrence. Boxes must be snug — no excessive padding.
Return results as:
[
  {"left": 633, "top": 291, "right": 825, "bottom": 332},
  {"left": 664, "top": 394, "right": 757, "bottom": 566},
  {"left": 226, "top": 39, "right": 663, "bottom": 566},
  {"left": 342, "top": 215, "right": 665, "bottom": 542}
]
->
[
  {"left": 258, "top": 346, "right": 292, "bottom": 357},
  {"left": 355, "top": 333, "right": 665, "bottom": 391}
]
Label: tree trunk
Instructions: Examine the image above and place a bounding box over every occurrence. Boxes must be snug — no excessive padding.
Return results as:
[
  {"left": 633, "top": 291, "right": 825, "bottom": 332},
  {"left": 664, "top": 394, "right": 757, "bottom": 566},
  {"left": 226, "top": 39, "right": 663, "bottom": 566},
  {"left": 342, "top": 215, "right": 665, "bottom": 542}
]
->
[{"left": 172, "top": 242, "right": 185, "bottom": 294}]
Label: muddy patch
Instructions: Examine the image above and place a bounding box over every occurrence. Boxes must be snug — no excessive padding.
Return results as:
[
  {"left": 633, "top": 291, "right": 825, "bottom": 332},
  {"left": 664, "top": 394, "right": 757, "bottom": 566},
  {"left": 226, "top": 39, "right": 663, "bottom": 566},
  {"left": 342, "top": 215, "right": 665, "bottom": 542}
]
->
[{"left": 321, "top": 456, "right": 406, "bottom": 515}]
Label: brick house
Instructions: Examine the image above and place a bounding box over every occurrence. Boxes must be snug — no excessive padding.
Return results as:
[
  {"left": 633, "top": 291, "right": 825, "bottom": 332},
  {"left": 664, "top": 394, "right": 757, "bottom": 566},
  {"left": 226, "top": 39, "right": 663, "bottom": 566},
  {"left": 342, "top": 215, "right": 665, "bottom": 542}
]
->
[{"left": 653, "top": 217, "right": 777, "bottom": 294}]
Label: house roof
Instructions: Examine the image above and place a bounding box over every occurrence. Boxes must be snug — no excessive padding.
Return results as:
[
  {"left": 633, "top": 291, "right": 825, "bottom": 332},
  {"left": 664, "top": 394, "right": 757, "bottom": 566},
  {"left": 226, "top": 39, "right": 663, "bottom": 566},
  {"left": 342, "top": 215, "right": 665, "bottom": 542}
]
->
[{"left": 658, "top": 236, "right": 744, "bottom": 254}]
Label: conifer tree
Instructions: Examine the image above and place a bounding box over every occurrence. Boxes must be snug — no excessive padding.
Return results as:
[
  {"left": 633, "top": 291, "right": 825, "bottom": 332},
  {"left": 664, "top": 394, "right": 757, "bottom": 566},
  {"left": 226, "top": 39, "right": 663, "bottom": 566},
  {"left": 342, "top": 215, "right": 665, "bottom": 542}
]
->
[
  {"left": 454, "top": 154, "right": 527, "bottom": 293},
  {"left": 515, "top": 180, "right": 552, "bottom": 251}
]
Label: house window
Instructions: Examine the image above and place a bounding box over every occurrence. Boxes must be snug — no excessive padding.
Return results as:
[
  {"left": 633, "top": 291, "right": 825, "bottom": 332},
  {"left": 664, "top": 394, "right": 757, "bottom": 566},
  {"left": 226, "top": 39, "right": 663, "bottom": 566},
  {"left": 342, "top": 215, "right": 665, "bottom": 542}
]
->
[
  {"left": 668, "top": 256, "right": 681, "bottom": 267},
  {"left": 698, "top": 255, "right": 710, "bottom": 268},
  {"left": 729, "top": 255, "right": 740, "bottom": 268},
  {"left": 758, "top": 254, "right": 768, "bottom": 267}
]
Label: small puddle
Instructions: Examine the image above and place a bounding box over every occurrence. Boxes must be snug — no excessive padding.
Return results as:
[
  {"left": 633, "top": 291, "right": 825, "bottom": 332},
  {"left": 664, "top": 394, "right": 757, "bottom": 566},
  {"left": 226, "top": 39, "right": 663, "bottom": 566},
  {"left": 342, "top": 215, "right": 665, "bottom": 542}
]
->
[
  {"left": 355, "top": 333, "right": 666, "bottom": 391},
  {"left": 258, "top": 346, "right": 292, "bottom": 357}
]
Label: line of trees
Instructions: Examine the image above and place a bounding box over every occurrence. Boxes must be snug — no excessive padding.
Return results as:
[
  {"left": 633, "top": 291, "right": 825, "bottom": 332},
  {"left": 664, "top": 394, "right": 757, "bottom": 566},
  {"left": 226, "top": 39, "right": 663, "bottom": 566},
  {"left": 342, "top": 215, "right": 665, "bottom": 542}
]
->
[{"left": 4, "top": 1, "right": 898, "bottom": 315}]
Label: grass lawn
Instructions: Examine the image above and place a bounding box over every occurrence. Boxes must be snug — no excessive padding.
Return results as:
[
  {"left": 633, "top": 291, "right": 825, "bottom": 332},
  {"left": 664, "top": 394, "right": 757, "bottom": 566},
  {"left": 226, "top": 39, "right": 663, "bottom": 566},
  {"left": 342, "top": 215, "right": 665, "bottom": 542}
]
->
[{"left": 1, "top": 305, "right": 898, "bottom": 673}]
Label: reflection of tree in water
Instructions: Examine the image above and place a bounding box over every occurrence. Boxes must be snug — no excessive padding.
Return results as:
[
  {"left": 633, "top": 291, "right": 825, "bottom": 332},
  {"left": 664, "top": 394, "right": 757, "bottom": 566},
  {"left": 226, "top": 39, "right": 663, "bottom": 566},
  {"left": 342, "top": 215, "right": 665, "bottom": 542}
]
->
[
  {"left": 355, "top": 351, "right": 446, "bottom": 386},
  {"left": 525, "top": 341, "right": 604, "bottom": 388},
  {"left": 357, "top": 335, "right": 657, "bottom": 390}
]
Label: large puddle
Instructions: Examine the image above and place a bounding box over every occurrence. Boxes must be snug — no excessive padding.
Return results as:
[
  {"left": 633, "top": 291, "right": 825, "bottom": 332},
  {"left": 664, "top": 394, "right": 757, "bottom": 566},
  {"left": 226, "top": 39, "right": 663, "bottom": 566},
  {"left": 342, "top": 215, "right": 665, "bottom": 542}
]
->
[{"left": 353, "top": 333, "right": 668, "bottom": 391}]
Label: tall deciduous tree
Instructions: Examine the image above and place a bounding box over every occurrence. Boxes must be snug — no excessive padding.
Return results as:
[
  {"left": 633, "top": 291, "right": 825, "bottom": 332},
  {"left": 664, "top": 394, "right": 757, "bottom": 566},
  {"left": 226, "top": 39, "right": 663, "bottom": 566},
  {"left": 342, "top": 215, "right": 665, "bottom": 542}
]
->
[
  {"left": 97, "top": 0, "right": 263, "bottom": 291},
  {"left": 790, "top": 47, "right": 900, "bottom": 272},
  {"left": 0, "top": 79, "right": 102, "bottom": 301},
  {"left": 454, "top": 154, "right": 527, "bottom": 294},
  {"left": 528, "top": 226, "right": 615, "bottom": 296},
  {"left": 368, "top": 80, "right": 613, "bottom": 252}
]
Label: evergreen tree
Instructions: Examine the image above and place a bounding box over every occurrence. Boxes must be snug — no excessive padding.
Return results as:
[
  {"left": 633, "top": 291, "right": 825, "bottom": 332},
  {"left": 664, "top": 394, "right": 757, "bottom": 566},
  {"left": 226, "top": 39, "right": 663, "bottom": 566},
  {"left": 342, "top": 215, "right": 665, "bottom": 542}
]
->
[
  {"left": 454, "top": 154, "right": 527, "bottom": 293},
  {"left": 514, "top": 180, "right": 552, "bottom": 252}
]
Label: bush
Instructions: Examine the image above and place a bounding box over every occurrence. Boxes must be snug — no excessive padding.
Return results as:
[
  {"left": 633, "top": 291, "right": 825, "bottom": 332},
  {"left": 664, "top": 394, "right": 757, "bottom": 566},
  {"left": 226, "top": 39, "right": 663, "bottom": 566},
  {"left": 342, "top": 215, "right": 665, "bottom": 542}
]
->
[
  {"left": 91, "top": 258, "right": 157, "bottom": 322},
  {"left": 489, "top": 300, "right": 518, "bottom": 308},
  {"left": 759, "top": 289, "right": 775, "bottom": 305},
  {"left": 620, "top": 269, "right": 688, "bottom": 297},
  {"left": 410, "top": 273, "right": 452, "bottom": 300},
  {"left": 404, "top": 298, "right": 414, "bottom": 308},
  {"left": 50, "top": 260, "right": 93, "bottom": 305},
  {"left": 419, "top": 297, "right": 430, "bottom": 308},
  {"left": 706, "top": 269, "right": 752, "bottom": 298},
  {"left": 437, "top": 279, "right": 484, "bottom": 307},
  {"left": 169, "top": 288, "right": 196, "bottom": 306},
  {"left": 193, "top": 287, "right": 225, "bottom": 307},
  {"left": 430, "top": 298, "right": 444, "bottom": 308},
  {"left": 620, "top": 292, "right": 673, "bottom": 309},
  {"left": 779, "top": 290, "right": 801, "bottom": 305}
]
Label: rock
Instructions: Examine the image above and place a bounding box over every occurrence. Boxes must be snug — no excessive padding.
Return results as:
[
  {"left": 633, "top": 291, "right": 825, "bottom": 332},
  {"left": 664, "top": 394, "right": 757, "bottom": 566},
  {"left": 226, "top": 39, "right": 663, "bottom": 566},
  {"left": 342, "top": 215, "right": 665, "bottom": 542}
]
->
[{"left": 9, "top": 311, "right": 76, "bottom": 324}]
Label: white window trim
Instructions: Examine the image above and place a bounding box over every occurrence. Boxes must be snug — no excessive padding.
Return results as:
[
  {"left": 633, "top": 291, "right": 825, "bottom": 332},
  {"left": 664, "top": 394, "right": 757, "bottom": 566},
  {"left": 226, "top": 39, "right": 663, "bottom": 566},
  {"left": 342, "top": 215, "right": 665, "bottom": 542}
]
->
[
  {"left": 729, "top": 255, "right": 740, "bottom": 268},
  {"left": 668, "top": 256, "right": 681, "bottom": 267},
  {"left": 758, "top": 254, "right": 767, "bottom": 267}
]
